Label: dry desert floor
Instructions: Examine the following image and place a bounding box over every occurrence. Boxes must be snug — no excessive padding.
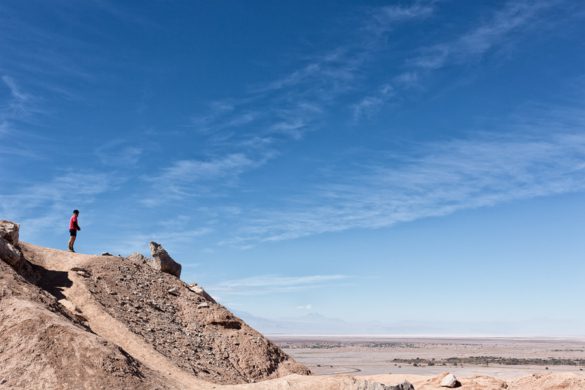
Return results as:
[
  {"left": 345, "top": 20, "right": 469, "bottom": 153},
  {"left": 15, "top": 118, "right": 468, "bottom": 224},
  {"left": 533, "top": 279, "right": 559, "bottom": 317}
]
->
[{"left": 273, "top": 336, "right": 585, "bottom": 380}]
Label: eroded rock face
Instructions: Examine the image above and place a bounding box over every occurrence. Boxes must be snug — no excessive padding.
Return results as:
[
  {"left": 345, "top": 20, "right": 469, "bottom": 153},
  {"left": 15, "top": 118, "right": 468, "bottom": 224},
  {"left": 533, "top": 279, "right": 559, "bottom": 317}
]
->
[
  {"left": 0, "top": 220, "right": 38, "bottom": 282},
  {"left": 0, "top": 220, "right": 19, "bottom": 245},
  {"left": 149, "top": 241, "right": 182, "bottom": 278},
  {"left": 0, "top": 236, "right": 22, "bottom": 268},
  {"left": 0, "top": 221, "right": 22, "bottom": 268}
]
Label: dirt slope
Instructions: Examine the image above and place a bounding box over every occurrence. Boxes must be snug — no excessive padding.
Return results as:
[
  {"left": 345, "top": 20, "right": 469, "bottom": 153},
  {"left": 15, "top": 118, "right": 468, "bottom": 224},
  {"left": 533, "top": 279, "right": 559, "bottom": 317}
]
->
[
  {"left": 19, "top": 242, "right": 308, "bottom": 386},
  {"left": 0, "top": 258, "right": 170, "bottom": 389}
]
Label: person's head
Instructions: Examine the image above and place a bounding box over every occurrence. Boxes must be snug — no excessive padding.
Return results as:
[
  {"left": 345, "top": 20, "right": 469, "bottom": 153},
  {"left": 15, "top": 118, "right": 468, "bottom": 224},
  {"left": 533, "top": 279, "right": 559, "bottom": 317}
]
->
[{"left": 73, "top": 209, "right": 79, "bottom": 216}]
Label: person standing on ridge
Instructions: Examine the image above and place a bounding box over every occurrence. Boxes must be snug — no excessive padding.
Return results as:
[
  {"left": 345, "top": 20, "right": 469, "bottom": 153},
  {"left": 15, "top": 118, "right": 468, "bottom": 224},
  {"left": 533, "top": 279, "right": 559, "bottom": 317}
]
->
[{"left": 68, "top": 209, "right": 81, "bottom": 252}]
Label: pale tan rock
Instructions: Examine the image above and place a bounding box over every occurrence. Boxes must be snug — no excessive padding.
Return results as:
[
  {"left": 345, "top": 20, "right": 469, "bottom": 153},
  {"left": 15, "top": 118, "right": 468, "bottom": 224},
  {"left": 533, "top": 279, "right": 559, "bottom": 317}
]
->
[
  {"left": 0, "top": 220, "right": 19, "bottom": 245},
  {"left": 149, "top": 241, "right": 182, "bottom": 278},
  {"left": 0, "top": 237, "right": 22, "bottom": 268},
  {"left": 440, "top": 373, "right": 460, "bottom": 387}
]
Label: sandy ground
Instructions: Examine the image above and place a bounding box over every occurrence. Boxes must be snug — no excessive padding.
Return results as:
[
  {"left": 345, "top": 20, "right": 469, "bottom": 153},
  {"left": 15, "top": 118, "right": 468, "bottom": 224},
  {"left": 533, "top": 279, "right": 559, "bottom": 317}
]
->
[{"left": 271, "top": 336, "right": 585, "bottom": 380}]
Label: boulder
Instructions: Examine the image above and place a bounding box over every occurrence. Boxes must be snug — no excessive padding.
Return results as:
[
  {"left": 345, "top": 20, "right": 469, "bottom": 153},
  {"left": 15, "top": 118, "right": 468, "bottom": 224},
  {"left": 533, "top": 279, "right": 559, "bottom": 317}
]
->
[
  {"left": 440, "top": 373, "right": 461, "bottom": 388},
  {"left": 354, "top": 380, "right": 415, "bottom": 390},
  {"left": 148, "top": 242, "right": 181, "bottom": 278},
  {"left": 0, "top": 222, "right": 39, "bottom": 283},
  {"left": 0, "top": 237, "right": 22, "bottom": 268},
  {"left": 126, "top": 252, "right": 149, "bottom": 263},
  {"left": 389, "top": 382, "right": 415, "bottom": 390},
  {"left": 187, "top": 283, "right": 216, "bottom": 303},
  {"left": 0, "top": 220, "right": 19, "bottom": 245}
]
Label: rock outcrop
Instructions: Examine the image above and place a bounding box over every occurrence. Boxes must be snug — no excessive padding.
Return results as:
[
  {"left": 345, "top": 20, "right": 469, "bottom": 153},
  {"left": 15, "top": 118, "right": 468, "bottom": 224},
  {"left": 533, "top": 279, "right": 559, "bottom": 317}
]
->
[
  {"left": 440, "top": 373, "right": 460, "bottom": 388},
  {"left": 361, "top": 380, "right": 414, "bottom": 390},
  {"left": 0, "top": 221, "right": 38, "bottom": 282},
  {"left": 127, "top": 252, "right": 149, "bottom": 263},
  {"left": 149, "top": 241, "right": 182, "bottom": 278},
  {"left": 0, "top": 233, "right": 21, "bottom": 269},
  {"left": 0, "top": 220, "right": 22, "bottom": 269},
  {"left": 0, "top": 220, "right": 19, "bottom": 244}
]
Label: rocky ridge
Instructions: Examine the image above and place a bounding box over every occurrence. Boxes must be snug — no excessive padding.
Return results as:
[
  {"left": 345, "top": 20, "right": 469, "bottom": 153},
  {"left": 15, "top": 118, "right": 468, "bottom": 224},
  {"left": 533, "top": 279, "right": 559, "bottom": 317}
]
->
[
  {"left": 0, "top": 220, "right": 309, "bottom": 389},
  {"left": 3, "top": 220, "right": 585, "bottom": 390}
]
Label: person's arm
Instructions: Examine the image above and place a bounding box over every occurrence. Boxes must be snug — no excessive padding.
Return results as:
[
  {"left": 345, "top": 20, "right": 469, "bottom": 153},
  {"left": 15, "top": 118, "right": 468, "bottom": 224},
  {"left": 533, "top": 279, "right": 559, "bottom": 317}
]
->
[{"left": 74, "top": 219, "right": 81, "bottom": 231}]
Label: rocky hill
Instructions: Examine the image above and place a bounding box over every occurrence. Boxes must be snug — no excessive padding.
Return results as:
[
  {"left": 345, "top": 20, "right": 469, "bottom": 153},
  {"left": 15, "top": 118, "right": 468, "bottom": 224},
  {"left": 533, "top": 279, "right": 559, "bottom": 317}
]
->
[
  {"left": 2, "top": 219, "right": 585, "bottom": 390},
  {"left": 0, "top": 220, "right": 308, "bottom": 389}
]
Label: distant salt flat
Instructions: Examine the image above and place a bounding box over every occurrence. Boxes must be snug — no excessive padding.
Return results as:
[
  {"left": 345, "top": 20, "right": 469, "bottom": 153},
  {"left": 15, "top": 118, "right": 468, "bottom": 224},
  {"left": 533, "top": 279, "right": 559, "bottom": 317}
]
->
[{"left": 271, "top": 336, "right": 585, "bottom": 380}]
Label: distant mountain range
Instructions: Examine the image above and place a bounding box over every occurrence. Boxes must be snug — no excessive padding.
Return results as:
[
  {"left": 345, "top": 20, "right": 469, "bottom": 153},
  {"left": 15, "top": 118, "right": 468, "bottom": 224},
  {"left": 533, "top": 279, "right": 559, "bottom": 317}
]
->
[{"left": 235, "top": 311, "right": 585, "bottom": 338}]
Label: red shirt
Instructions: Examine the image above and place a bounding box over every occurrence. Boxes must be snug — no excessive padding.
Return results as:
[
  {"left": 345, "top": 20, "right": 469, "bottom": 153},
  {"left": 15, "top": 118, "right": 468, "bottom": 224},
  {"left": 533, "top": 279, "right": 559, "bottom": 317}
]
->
[{"left": 69, "top": 215, "right": 79, "bottom": 230}]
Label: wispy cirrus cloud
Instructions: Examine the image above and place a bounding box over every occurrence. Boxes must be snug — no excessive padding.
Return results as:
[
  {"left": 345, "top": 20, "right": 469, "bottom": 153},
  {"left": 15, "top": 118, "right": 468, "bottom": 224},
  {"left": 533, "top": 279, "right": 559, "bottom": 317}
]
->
[
  {"left": 152, "top": 4, "right": 436, "bottom": 203},
  {"left": 0, "top": 171, "right": 115, "bottom": 239},
  {"left": 141, "top": 153, "right": 266, "bottom": 206},
  {"left": 352, "top": 83, "right": 394, "bottom": 120},
  {"left": 0, "top": 171, "right": 113, "bottom": 213},
  {"left": 208, "top": 274, "right": 349, "bottom": 296},
  {"left": 0, "top": 75, "right": 52, "bottom": 159},
  {"left": 94, "top": 139, "right": 143, "bottom": 166},
  {"left": 1, "top": 76, "right": 30, "bottom": 112},
  {"left": 353, "top": 0, "right": 571, "bottom": 119},
  {"left": 224, "top": 94, "right": 585, "bottom": 246},
  {"left": 412, "top": 0, "right": 556, "bottom": 70},
  {"left": 367, "top": 2, "right": 435, "bottom": 35},
  {"left": 1, "top": 75, "right": 33, "bottom": 136}
]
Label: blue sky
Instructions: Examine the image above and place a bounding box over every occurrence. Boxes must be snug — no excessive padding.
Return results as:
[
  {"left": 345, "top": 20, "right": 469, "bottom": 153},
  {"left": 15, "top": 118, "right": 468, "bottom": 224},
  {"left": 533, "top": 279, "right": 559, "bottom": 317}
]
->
[{"left": 2, "top": 0, "right": 585, "bottom": 336}]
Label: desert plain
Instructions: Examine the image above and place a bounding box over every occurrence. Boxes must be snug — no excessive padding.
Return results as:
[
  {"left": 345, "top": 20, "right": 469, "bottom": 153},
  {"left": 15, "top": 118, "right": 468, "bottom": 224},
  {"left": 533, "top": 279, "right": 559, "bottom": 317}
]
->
[{"left": 274, "top": 336, "right": 585, "bottom": 379}]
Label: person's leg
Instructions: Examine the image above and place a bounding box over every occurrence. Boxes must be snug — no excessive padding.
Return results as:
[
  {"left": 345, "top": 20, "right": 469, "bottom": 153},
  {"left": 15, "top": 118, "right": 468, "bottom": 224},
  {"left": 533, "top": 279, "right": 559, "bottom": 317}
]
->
[{"left": 69, "top": 235, "right": 76, "bottom": 251}]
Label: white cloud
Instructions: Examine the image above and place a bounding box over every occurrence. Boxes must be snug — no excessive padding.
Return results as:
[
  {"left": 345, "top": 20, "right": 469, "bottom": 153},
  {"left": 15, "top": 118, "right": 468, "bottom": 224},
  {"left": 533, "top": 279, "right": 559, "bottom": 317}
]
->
[
  {"left": 368, "top": 3, "right": 435, "bottom": 36},
  {"left": 141, "top": 153, "right": 264, "bottom": 206},
  {"left": 0, "top": 75, "right": 33, "bottom": 132},
  {"left": 223, "top": 93, "right": 585, "bottom": 247},
  {"left": 1, "top": 75, "right": 29, "bottom": 104},
  {"left": 208, "top": 274, "right": 349, "bottom": 296},
  {"left": 412, "top": 0, "right": 555, "bottom": 70},
  {"left": 352, "top": 84, "right": 394, "bottom": 120},
  {"left": 0, "top": 171, "right": 112, "bottom": 212},
  {"left": 353, "top": 0, "right": 561, "bottom": 121},
  {"left": 0, "top": 75, "right": 50, "bottom": 158},
  {"left": 0, "top": 121, "right": 9, "bottom": 136},
  {"left": 185, "top": 3, "right": 434, "bottom": 151},
  {"left": 162, "top": 4, "right": 436, "bottom": 203},
  {"left": 0, "top": 171, "right": 115, "bottom": 239},
  {"left": 95, "top": 140, "right": 143, "bottom": 166},
  {"left": 151, "top": 153, "right": 257, "bottom": 184}
]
